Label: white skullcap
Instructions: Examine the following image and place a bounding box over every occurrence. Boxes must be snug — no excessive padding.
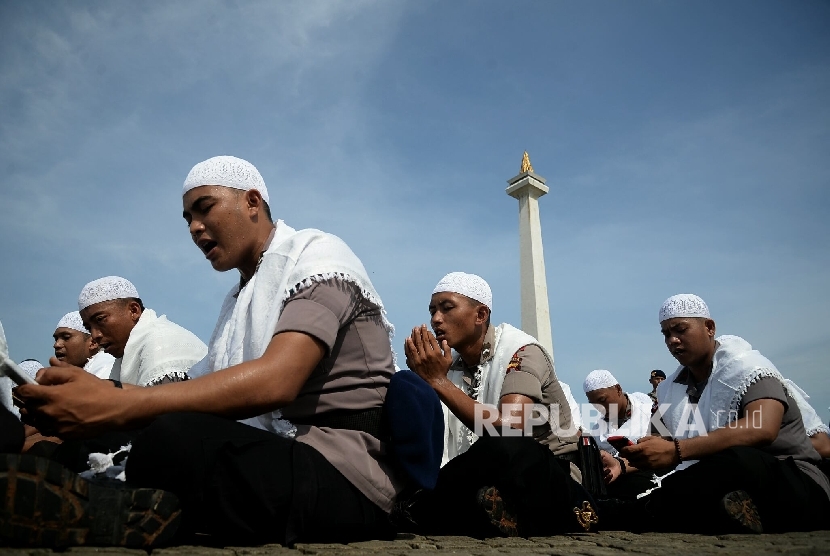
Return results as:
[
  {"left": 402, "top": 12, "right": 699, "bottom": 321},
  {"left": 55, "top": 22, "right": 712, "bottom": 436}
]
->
[
  {"left": 78, "top": 276, "right": 139, "bottom": 311},
  {"left": 433, "top": 272, "right": 492, "bottom": 310},
  {"left": 183, "top": 155, "right": 270, "bottom": 204},
  {"left": 659, "top": 294, "right": 711, "bottom": 323},
  {"left": 583, "top": 369, "right": 619, "bottom": 393},
  {"left": 56, "top": 311, "right": 88, "bottom": 334},
  {"left": 19, "top": 359, "right": 44, "bottom": 379}
]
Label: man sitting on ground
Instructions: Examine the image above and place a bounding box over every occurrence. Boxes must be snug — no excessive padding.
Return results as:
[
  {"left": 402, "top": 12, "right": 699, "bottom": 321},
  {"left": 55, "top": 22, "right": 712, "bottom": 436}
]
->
[
  {"left": 403, "top": 272, "right": 593, "bottom": 537},
  {"left": 78, "top": 276, "right": 206, "bottom": 386},
  {"left": 53, "top": 311, "right": 114, "bottom": 379},
  {"left": 23, "top": 313, "right": 115, "bottom": 453},
  {"left": 11, "top": 155, "right": 403, "bottom": 549},
  {"left": 607, "top": 294, "right": 830, "bottom": 533},
  {"left": 582, "top": 369, "right": 654, "bottom": 497}
]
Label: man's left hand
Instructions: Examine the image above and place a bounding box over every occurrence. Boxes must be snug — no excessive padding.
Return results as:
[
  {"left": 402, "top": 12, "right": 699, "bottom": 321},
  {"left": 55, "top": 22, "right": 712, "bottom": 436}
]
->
[
  {"left": 620, "top": 435, "right": 678, "bottom": 470},
  {"left": 15, "top": 357, "right": 130, "bottom": 439}
]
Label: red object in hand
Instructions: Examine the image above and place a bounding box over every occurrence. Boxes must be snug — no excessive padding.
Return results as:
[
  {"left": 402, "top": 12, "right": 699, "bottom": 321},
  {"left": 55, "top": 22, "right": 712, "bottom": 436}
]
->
[{"left": 607, "top": 435, "right": 634, "bottom": 450}]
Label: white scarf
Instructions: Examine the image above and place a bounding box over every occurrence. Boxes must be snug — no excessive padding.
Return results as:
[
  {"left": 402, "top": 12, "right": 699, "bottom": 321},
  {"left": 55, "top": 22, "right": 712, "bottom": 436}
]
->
[
  {"left": 84, "top": 351, "right": 115, "bottom": 380},
  {"left": 188, "top": 220, "right": 393, "bottom": 438},
  {"left": 783, "top": 379, "right": 829, "bottom": 438},
  {"left": 0, "top": 321, "right": 15, "bottom": 417},
  {"left": 110, "top": 309, "right": 207, "bottom": 387},
  {"left": 591, "top": 391, "right": 654, "bottom": 455},
  {"left": 442, "top": 323, "right": 549, "bottom": 465},
  {"left": 657, "top": 334, "right": 791, "bottom": 470}
]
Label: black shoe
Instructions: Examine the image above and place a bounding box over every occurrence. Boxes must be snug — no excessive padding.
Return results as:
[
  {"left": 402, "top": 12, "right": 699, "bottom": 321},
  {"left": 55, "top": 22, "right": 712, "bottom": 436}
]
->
[
  {"left": 721, "top": 490, "right": 763, "bottom": 534},
  {"left": 0, "top": 453, "right": 181, "bottom": 548},
  {"left": 389, "top": 488, "right": 424, "bottom": 533},
  {"left": 477, "top": 486, "right": 519, "bottom": 537}
]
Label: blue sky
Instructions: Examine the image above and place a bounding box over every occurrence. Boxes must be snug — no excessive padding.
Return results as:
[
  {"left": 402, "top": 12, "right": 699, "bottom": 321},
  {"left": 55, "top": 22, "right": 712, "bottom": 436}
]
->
[{"left": 1, "top": 0, "right": 828, "bottom": 420}]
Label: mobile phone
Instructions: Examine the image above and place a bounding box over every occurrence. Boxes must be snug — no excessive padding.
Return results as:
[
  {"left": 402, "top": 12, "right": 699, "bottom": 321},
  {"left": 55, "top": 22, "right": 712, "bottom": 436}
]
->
[
  {"left": 607, "top": 435, "right": 634, "bottom": 450},
  {"left": 1, "top": 357, "right": 37, "bottom": 386}
]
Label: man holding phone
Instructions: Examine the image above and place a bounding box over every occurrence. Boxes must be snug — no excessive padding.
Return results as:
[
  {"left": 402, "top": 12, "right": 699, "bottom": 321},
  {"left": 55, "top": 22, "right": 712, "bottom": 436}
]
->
[
  {"left": 582, "top": 369, "right": 654, "bottom": 497},
  {"left": 605, "top": 294, "right": 830, "bottom": 533},
  {"left": 6, "top": 156, "right": 404, "bottom": 549}
]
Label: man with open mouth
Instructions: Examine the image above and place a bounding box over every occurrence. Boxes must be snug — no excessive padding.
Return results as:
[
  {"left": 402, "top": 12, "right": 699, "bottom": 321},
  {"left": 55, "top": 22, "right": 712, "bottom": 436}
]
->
[
  {"left": 52, "top": 311, "right": 114, "bottom": 379},
  {"left": 10, "top": 156, "right": 403, "bottom": 549}
]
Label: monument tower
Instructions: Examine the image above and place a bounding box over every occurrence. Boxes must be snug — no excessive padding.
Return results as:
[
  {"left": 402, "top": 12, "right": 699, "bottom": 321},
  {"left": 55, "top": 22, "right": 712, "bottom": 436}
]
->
[{"left": 506, "top": 152, "right": 554, "bottom": 359}]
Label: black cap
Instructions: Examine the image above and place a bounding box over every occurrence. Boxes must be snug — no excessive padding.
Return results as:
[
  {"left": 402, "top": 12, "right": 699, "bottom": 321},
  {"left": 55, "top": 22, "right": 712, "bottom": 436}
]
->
[{"left": 650, "top": 369, "right": 666, "bottom": 379}]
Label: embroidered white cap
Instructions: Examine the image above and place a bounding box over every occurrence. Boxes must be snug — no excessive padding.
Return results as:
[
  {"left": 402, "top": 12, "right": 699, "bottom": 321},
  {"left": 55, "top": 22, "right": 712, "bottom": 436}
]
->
[
  {"left": 18, "top": 359, "right": 44, "bottom": 379},
  {"left": 583, "top": 369, "right": 619, "bottom": 393},
  {"left": 433, "top": 272, "right": 492, "bottom": 310},
  {"left": 183, "top": 155, "right": 270, "bottom": 204},
  {"left": 56, "top": 311, "right": 87, "bottom": 334},
  {"left": 659, "top": 294, "right": 711, "bottom": 323},
  {"left": 78, "top": 276, "right": 140, "bottom": 311}
]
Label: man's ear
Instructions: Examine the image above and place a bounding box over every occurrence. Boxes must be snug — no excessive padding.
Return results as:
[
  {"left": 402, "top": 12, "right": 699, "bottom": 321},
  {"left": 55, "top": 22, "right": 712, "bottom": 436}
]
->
[
  {"left": 244, "top": 189, "right": 265, "bottom": 216},
  {"left": 475, "top": 305, "right": 490, "bottom": 326},
  {"left": 85, "top": 334, "right": 97, "bottom": 354},
  {"left": 704, "top": 318, "right": 716, "bottom": 338},
  {"left": 127, "top": 300, "right": 143, "bottom": 323}
]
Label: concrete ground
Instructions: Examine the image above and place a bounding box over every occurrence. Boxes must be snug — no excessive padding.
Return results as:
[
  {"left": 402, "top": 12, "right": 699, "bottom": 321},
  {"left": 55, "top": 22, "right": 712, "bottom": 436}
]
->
[{"left": 2, "top": 531, "right": 830, "bottom": 556}]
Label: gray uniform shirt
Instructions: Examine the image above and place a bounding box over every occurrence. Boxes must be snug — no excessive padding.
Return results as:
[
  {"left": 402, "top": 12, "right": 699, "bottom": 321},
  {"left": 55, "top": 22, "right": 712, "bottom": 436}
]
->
[
  {"left": 449, "top": 325, "right": 580, "bottom": 479},
  {"left": 741, "top": 378, "right": 830, "bottom": 500},
  {"left": 274, "top": 277, "right": 403, "bottom": 512},
  {"left": 669, "top": 369, "right": 830, "bottom": 500}
]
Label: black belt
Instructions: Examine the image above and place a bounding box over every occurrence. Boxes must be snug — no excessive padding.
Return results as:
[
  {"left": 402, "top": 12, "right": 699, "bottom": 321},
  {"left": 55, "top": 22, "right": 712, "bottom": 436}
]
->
[{"left": 291, "top": 407, "right": 389, "bottom": 442}]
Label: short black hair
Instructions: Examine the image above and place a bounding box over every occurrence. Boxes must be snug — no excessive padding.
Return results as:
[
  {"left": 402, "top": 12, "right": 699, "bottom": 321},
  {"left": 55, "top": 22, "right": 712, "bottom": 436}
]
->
[
  {"left": 464, "top": 296, "right": 491, "bottom": 328},
  {"left": 120, "top": 297, "right": 145, "bottom": 311}
]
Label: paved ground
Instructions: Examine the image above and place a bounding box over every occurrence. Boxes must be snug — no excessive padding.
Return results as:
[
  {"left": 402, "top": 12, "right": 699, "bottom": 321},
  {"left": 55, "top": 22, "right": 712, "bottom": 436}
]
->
[{"left": 2, "top": 531, "right": 830, "bottom": 556}]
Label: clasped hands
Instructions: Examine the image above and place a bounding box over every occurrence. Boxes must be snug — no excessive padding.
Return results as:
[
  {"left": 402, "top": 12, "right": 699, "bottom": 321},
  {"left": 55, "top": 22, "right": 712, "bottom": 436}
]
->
[{"left": 403, "top": 324, "right": 453, "bottom": 386}]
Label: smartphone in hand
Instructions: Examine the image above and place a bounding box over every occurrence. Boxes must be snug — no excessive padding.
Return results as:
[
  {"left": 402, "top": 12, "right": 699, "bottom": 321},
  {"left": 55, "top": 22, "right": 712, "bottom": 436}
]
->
[
  {"left": 1, "top": 358, "right": 37, "bottom": 386},
  {"left": 607, "top": 435, "right": 634, "bottom": 451}
]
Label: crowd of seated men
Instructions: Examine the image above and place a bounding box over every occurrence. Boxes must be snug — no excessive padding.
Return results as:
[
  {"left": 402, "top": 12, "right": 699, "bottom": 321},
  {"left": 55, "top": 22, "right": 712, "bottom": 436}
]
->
[{"left": 1, "top": 156, "right": 827, "bottom": 549}]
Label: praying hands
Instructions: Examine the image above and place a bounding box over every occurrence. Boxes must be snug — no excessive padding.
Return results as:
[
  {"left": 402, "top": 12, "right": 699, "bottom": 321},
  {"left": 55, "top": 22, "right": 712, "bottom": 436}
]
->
[{"left": 404, "top": 325, "right": 453, "bottom": 387}]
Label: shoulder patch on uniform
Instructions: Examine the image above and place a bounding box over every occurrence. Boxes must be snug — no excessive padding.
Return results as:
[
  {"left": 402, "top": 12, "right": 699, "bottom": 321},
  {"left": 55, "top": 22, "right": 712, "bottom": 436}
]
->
[{"left": 506, "top": 351, "right": 522, "bottom": 374}]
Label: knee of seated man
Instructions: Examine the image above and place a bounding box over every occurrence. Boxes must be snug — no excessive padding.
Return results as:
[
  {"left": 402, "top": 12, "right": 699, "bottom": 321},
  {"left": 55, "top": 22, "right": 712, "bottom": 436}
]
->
[{"left": 130, "top": 413, "right": 208, "bottom": 464}]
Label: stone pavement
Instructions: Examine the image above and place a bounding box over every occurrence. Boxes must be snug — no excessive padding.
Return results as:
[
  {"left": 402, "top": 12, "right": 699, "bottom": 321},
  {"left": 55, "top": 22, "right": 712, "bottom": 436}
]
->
[{"left": 2, "top": 531, "right": 830, "bottom": 556}]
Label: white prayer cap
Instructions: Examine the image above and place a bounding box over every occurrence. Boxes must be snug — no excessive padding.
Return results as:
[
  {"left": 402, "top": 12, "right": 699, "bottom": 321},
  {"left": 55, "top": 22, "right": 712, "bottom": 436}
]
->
[
  {"left": 583, "top": 369, "right": 619, "bottom": 393},
  {"left": 56, "top": 311, "right": 87, "bottom": 334},
  {"left": 433, "top": 272, "right": 492, "bottom": 310},
  {"left": 78, "top": 276, "right": 139, "bottom": 311},
  {"left": 19, "top": 359, "right": 44, "bottom": 379},
  {"left": 659, "top": 294, "right": 711, "bottom": 323},
  {"left": 183, "top": 155, "right": 270, "bottom": 204}
]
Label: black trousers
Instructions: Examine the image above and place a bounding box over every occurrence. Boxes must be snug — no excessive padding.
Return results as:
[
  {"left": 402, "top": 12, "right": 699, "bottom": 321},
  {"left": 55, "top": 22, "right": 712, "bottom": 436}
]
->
[
  {"left": 37, "top": 413, "right": 392, "bottom": 545},
  {"left": 637, "top": 447, "right": 830, "bottom": 533},
  {"left": 124, "top": 412, "right": 393, "bottom": 546},
  {"left": 0, "top": 405, "right": 23, "bottom": 454},
  {"left": 411, "top": 436, "right": 595, "bottom": 537}
]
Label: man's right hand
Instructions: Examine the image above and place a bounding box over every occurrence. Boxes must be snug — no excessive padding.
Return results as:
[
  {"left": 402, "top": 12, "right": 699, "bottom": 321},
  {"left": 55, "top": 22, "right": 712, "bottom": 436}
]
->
[{"left": 404, "top": 325, "right": 453, "bottom": 388}]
